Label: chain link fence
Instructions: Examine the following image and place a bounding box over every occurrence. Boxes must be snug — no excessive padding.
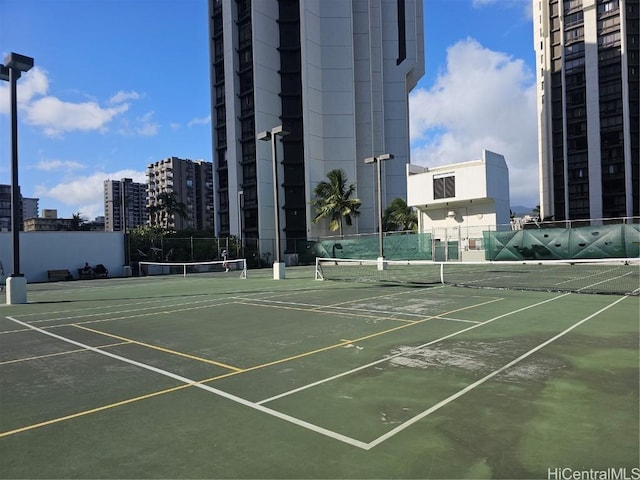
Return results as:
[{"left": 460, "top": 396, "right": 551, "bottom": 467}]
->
[{"left": 127, "top": 217, "right": 639, "bottom": 272}]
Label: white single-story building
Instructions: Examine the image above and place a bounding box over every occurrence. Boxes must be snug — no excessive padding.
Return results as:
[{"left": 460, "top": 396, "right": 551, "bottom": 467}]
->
[{"left": 406, "top": 150, "right": 510, "bottom": 260}]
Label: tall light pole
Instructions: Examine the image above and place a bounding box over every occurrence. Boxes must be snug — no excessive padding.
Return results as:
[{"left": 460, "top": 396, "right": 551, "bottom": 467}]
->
[
  {"left": 364, "top": 153, "right": 394, "bottom": 270},
  {"left": 237, "top": 188, "right": 243, "bottom": 257},
  {"left": 257, "top": 125, "right": 290, "bottom": 279},
  {"left": 1, "top": 52, "right": 34, "bottom": 304}
]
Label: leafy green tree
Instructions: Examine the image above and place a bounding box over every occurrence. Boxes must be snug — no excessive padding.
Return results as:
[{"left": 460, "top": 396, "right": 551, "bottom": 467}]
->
[
  {"left": 148, "top": 192, "right": 188, "bottom": 230},
  {"left": 311, "top": 169, "right": 361, "bottom": 238},
  {"left": 382, "top": 198, "right": 418, "bottom": 232}
]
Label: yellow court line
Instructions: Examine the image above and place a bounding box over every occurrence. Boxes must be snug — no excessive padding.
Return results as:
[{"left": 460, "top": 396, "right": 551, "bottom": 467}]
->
[
  {"left": 0, "top": 368, "right": 247, "bottom": 439},
  {"left": 314, "top": 289, "right": 503, "bottom": 313},
  {"left": 230, "top": 296, "right": 504, "bottom": 375},
  {"left": 310, "top": 288, "right": 434, "bottom": 310},
  {"left": 1, "top": 296, "right": 502, "bottom": 439},
  {"left": 236, "top": 300, "right": 417, "bottom": 323},
  {"left": 0, "top": 341, "right": 131, "bottom": 366},
  {"left": 73, "top": 324, "right": 243, "bottom": 372},
  {"left": 0, "top": 382, "right": 193, "bottom": 439}
]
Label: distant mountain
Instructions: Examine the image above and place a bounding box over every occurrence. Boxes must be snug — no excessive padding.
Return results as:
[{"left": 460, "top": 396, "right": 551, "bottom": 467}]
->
[{"left": 511, "top": 205, "right": 535, "bottom": 215}]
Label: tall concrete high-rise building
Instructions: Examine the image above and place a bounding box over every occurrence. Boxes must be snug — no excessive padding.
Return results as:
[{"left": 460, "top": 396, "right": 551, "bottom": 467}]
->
[
  {"left": 22, "top": 197, "right": 39, "bottom": 221},
  {"left": 104, "top": 178, "right": 148, "bottom": 232},
  {"left": 0, "top": 184, "right": 22, "bottom": 232},
  {"left": 534, "top": 0, "right": 639, "bottom": 221},
  {"left": 146, "top": 157, "right": 214, "bottom": 231},
  {"left": 208, "top": 0, "right": 424, "bottom": 253}
]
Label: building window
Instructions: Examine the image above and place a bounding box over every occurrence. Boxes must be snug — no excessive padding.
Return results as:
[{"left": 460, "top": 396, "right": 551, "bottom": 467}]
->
[
  {"left": 433, "top": 174, "right": 455, "bottom": 200},
  {"left": 564, "top": 11, "right": 583, "bottom": 27},
  {"left": 597, "top": 0, "right": 619, "bottom": 16},
  {"left": 598, "top": 32, "right": 621, "bottom": 48}
]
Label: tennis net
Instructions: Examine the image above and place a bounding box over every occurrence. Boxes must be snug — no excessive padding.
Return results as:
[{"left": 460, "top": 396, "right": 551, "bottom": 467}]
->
[
  {"left": 314, "top": 257, "right": 639, "bottom": 295},
  {"left": 139, "top": 259, "right": 247, "bottom": 278}
]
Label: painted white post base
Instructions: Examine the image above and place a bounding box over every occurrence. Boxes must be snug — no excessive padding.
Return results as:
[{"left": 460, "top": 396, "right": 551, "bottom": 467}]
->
[
  {"left": 6, "top": 275, "right": 27, "bottom": 304},
  {"left": 377, "top": 257, "right": 387, "bottom": 271},
  {"left": 273, "top": 262, "right": 286, "bottom": 280}
]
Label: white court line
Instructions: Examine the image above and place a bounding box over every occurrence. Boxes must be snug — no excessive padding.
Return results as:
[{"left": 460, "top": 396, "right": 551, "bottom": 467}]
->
[
  {"left": 232, "top": 297, "right": 428, "bottom": 322},
  {"left": 18, "top": 297, "right": 228, "bottom": 324},
  {"left": 365, "top": 294, "right": 630, "bottom": 449},
  {"left": 12, "top": 296, "right": 213, "bottom": 319},
  {"left": 435, "top": 316, "right": 482, "bottom": 324},
  {"left": 576, "top": 270, "right": 637, "bottom": 293},
  {"left": 0, "top": 300, "right": 239, "bottom": 336},
  {"left": 0, "top": 341, "right": 131, "bottom": 365},
  {"left": 257, "top": 293, "right": 571, "bottom": 406},
  {"left": 5, "top": 315, "right": 369, "bottom": 450},
  {"left": 6, "top": 294, "right": 629, "bottom": 450}
]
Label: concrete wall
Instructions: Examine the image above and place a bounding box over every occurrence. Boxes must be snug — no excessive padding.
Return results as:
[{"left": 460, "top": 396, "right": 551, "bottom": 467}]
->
[
  {"left": 407, "top": 150, "right": 511, "bottom": 230},
  {"left": 0, "top": 232, "right": 126, "bottom": 283}
]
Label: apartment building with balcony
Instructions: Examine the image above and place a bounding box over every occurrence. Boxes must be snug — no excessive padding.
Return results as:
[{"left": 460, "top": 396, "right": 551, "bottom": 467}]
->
[
  {"left": 534, "top": 0, "right": 639, "bottom": 220},
  {"left": 0, "top": 184, "right": 22, "bottom": 232},
  {"left": 146, "top": 157, "right": 214, "bottom": 231},
  {"left": 104, "top": 178, "right": 148, "bottom": 232},
  {"left": 22, "top": 197, "right": 39, "bottom": 221},
  {"left": 208, "top": 0, "right": 424, "bottom": 252}
]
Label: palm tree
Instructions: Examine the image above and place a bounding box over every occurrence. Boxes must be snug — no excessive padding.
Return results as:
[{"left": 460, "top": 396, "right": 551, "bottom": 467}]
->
[
  {"left": 148, "top": 192, "right": 188, "bottom": 230},
  {"left": 311, "top": 169, "right": 361, "bottom": 237},
  {"left": 69, "top": 212, "right": 87, "bottom": 231},
  {"left": 382, "top": 198, "right": 418, "bottom": 232}
]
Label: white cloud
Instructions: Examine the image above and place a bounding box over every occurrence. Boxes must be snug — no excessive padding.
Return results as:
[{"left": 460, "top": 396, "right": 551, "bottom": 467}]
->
[
  {"left": 24, "top": 96, "right": 129, "bottom": 137},
  {"left": 109, "top": 90, "right": 141, "bottom": 104},
  {"left": 0, "top": 67, "right": 49, "bottom": 114},
  {"left": 1, "top": 68, "right": 139, "bottom": 137},
  {"left": 36, "top": 159, "right": 86, "bottom": 171},
  {"left": 135, "top": 111, "right": 159, "bottom": 136},
  {"left": 118, "top": 110, "right": 159, "bottom": 137},
  {"left": 35, "top": 169, "right": 147, "bottom": 219},
  {"left": 187, "top": 115, "right": 211, "bottom": 127},
  {"left": 409, "top": 38, "right": 538, "bottom": 207},
  {"left": 135, "top": 122, "right": 159, "bottom": 136}
]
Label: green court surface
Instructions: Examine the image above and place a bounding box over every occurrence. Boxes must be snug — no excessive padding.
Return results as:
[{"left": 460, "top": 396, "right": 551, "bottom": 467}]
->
[{"left": 0, "top": 266, "right": 638, "bottom": 479}]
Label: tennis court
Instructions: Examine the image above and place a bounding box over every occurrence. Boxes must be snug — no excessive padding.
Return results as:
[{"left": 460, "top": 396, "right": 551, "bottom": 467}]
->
[{"left": 1, "top": 265, "right": 638, "bottom": 479}]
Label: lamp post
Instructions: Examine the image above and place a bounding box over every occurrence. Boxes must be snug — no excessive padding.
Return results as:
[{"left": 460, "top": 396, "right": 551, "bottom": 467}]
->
[
  {"left": 364, "top": 153, "right": 394, "bottom": 270},
  {"left": 237, "top": 189, "right": 243, "bottom": 257},
  {"left": 1, "top": 52, "right": 34, "bottom": 304},
  {"left": 257, "top": 125, "right": 290, "bottom": 279}
]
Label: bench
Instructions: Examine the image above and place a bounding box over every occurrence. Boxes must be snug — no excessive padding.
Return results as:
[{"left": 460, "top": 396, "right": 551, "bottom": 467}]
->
[
  {"left": 93, "top": 264, "right": 109, "bottom": 278},
  {"left": 77, "top": 264, "right": 109, "bottom": 280},
  {"left": 78, "top": 268, "right": 93, "bottom": 280},
  {"left": 48, "top": 269, "right": 73, "bottom": 282}
]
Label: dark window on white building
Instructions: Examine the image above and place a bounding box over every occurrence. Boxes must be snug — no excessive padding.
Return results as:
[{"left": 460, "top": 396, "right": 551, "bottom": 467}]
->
[{"left": 433, "top": 173, "right": 455, "bottom": 199}]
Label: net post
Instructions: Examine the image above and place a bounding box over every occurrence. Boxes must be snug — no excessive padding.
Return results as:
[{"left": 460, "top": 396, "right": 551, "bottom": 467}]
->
[
  {"left": 240, "top": 259, "right": 247, "bottom": 279},
  {"left": 440, "top": 262, "right": 445, "bottom": 284},
  {"left": 183, "top": 264, "right": 187, "bottom": 278},
  {"left": 315, "top": 257, "right": 324, "bottom": 280}
]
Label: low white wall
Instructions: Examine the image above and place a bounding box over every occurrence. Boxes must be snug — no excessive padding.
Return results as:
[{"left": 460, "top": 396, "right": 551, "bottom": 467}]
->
[{"left": 0, "top": 232, "right": 126, "bottom": 283}]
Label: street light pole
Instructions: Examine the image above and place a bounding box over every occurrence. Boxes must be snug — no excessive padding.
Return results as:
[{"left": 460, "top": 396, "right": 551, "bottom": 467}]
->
[
  {"left": 257, "top": 125, "right": 290, "bottom": 279},
  {"left": 237, "top": 189, "right": 243, "bottom": 257},
  {"left": 364, "top": 153, "right": 394, "bottom": 270},
  {"left": 1, "top": 52, "right": 34, "bottom": 304}
]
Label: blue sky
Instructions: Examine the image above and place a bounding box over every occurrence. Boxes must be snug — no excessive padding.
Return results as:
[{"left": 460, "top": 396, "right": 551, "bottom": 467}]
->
[{"left": 0, "top": 0, "right": 537, "bottom": 220}]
